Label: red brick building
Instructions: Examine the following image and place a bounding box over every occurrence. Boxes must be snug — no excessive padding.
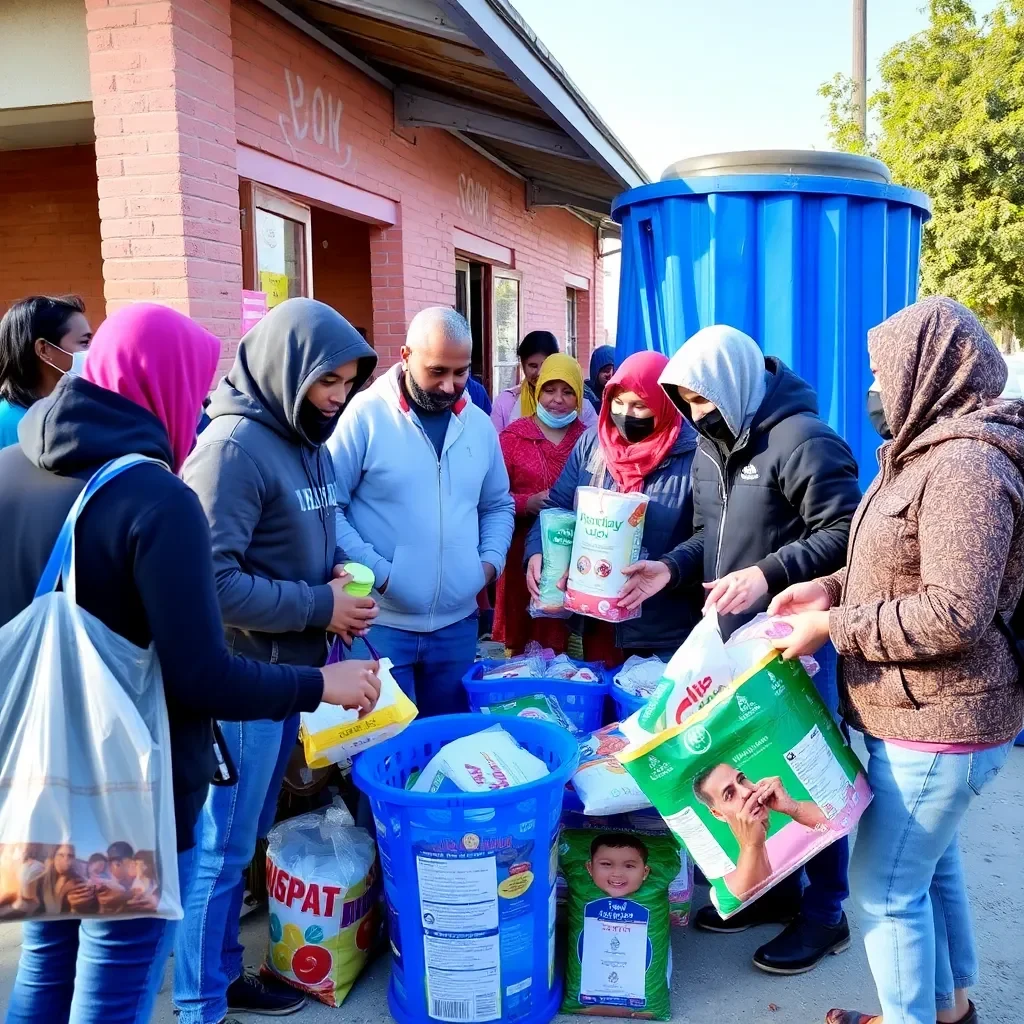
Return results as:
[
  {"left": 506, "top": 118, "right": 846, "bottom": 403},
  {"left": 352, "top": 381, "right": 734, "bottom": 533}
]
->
[{"left": 0, "top": 0, "right": 645, "bottom": 390}]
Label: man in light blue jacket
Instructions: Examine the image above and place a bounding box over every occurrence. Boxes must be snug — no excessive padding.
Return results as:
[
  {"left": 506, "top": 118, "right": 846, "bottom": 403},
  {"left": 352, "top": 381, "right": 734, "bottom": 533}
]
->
[{"left": 328, "top": 306, "right": 514, "bottom": 715}]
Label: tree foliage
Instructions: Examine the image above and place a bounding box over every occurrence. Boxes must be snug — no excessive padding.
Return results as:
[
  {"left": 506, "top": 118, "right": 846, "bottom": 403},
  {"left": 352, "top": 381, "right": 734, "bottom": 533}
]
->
[{"left": 820, "top": 0, "right": 1024, "bottom": 338}]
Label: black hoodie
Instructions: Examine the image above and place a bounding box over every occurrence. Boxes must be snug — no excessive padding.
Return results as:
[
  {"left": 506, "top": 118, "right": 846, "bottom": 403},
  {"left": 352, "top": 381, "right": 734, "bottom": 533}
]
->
[
  {"left": 0, "top": 376, "right": 324, "bottom": 850},
  {"left": 661, "top": 358, "right": 862, "bottom": 637}
]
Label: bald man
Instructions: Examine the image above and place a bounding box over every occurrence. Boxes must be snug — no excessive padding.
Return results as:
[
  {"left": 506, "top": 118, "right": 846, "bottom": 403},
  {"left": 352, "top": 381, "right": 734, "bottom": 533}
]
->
[{"left": 327, "top": 307, "right": 514, "bottom": 717}]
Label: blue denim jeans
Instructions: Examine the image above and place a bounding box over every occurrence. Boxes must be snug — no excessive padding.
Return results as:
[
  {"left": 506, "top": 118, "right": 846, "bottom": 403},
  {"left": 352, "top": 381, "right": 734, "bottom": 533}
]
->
[
  {"left": 173, "top": 715, "right": 298, "bottom": 1024},
  {"left": 768, "top": 641, "right": 850, "bottom": 926},
  {"left": 851, "top": 737, "right": 1011, "bottom": 1023},
  {"left": 5, "top": 848, "right": 195, "bottom": 1024},
  {"left": 368, "top": 614, "right": 478, "bottom": 718}
]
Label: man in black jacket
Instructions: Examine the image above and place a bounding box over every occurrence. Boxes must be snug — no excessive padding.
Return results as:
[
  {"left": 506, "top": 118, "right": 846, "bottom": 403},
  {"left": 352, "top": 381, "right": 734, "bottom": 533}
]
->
[{"left": 621, "top": 324, "right": 862, "bottom": 976}]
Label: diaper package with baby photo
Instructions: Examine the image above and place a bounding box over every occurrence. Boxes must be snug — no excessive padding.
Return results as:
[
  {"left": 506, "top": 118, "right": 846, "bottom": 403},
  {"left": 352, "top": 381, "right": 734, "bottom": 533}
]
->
[
  {"left": 409, "top": 725, "right": 549, "bottom": 794},
  {"left": 560, "top": 828, "right": 677, "bottom": 1019},
  {"left": 300, "top": 646, "right": 417, "bottom": 769},
  {"left": 532, "top": 509, "right": 577, "bottom": 618},
  {"left": 564, "top": 488, "right": 648, "bottom": 623},
  {"left": 265, "top": 806, "right": 380, "bottom": 1006},
  {"left": 616, "top": 648, "right": 871, "bottom": 921}
]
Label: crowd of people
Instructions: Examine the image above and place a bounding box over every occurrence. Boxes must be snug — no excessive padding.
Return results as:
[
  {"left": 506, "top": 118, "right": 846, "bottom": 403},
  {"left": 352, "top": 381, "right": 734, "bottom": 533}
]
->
[{"left": 0, "top": 289, "right": 1020, "bottom": 1024}]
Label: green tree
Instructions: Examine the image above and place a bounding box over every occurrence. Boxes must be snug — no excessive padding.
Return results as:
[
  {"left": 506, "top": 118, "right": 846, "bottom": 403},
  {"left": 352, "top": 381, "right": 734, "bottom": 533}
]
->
[{"left": 820, "top": 0, "right": 1024, "bottom": 340}]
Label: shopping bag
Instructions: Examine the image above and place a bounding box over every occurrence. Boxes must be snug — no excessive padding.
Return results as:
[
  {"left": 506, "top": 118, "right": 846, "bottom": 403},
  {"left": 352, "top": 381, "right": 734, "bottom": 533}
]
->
[
  {"left": 299, "top": 639, "right": 417, "bottom": 769},
  {"left": 0, "top": 455, "right": 181, "bottom": 922}
]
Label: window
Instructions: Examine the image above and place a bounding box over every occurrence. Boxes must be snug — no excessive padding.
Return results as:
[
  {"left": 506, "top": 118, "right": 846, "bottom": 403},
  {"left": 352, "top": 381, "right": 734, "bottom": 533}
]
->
[
  {"left": 565, "top": 287, "right": 579, "bottom": 359},
  {"left": 491, "top": 269, "right": 522, "bottom": 396},
  {"left": 240, "top": 183, "right": 313, "bottom": 306}
]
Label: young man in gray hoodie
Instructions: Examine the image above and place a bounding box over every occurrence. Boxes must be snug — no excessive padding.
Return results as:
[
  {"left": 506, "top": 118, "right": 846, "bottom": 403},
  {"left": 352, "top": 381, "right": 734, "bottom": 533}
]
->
[
  {"left": 174, "top": 298, "right": 379, "bottom": 1024},
  {"left": 328, "top": 306, "right": 514, "bottom": 717}
]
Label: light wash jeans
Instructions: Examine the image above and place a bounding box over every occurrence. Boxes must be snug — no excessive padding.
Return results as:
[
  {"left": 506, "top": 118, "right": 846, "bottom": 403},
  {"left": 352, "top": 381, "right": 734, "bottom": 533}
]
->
[
  {"left": 6, "top": 848, "right": 194, "bottom": 1024},
  {"left": 173, "top": 715, "right": 299, "bottom": 1024},
  {"left": 851, "top": 736, "right": 1012, "bottom": 1024}
]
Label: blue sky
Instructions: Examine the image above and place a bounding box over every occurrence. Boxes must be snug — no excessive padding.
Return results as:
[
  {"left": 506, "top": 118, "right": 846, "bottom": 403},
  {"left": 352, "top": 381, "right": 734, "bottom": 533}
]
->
[{"left": 512, "top": 0, "right": 997, "bottom": 180}]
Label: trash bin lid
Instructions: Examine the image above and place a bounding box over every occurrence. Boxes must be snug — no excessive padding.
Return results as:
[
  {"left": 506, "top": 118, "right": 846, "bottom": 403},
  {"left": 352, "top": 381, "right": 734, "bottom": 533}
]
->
[{"left": 661, "top": 150, "right": 892, "bottom": 184}]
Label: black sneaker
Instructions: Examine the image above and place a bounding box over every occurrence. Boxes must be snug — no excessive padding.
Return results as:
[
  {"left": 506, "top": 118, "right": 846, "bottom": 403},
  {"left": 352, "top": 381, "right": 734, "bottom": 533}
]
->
[
  {"left": 752, "top": 913, "right": 851, "bottom": 975},
  {"left": 693, "top": 898, "right": 794, "bottom": 934},
  {"left": 225, "top": 971, "right": 305, "bottom": 1016}
]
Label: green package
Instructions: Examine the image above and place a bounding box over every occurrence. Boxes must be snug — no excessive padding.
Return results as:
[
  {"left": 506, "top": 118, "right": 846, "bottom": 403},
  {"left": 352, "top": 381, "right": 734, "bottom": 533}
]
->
[
  {"left": 481, "top": 693, "right": 576, "bottom": 733},
  {"left": 560, "top": 828, "right": 676, "bottom": 1019},
  {"left": 617, "top": 652, "right": 871, "bottom": 921},
  {"left": 535, "top": 509, "right": 576, "bottom": 614}
]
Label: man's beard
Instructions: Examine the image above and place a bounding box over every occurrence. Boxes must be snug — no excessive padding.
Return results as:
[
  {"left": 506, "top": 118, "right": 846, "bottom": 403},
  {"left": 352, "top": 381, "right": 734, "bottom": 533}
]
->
[{"left": 404, "top": 369, "right": 464, "bottom": 412}]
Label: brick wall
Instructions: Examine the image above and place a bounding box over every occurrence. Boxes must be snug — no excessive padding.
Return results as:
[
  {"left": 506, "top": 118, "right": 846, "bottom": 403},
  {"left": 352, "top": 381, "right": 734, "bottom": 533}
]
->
[
  {"left": 230, "top": 0, "right": 601, "bottom": 373},
  {"left": 0, "top": 146, "right": 105, "bottom": 323},
  {"left": 86, "top": 0, "right": 242, "bottom": 363}
]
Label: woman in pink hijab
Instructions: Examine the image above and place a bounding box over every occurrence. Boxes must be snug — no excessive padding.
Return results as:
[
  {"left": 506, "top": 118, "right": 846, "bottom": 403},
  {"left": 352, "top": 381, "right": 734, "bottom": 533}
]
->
[{"left": 0, "top": 303, "right": 379, "bottom": 1024}]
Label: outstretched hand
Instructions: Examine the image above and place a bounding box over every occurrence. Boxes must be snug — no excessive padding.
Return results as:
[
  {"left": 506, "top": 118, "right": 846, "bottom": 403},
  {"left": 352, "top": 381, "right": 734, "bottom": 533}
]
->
[{"left": 619, "top": 560, "right": 672, "bottom": 611}]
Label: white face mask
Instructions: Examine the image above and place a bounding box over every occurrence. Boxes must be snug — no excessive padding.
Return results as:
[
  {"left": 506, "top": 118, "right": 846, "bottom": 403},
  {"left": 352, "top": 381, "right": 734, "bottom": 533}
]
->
[{"left": 42, "top": 343, "right": 88, "bottom": 377}]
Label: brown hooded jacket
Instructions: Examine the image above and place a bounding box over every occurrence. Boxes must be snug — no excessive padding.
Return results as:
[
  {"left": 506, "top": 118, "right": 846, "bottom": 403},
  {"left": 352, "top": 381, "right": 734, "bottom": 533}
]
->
[{"left": 821, "top": 297, "right": 1024, "bottom": 744}]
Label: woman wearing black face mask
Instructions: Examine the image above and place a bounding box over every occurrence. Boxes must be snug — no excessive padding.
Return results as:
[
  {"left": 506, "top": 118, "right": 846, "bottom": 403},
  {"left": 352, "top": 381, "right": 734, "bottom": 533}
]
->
[
  {"left": 866, "top": 380, "right": 891, "bottom": 439},
  {"left": 524, "top": 351, "right": 701, "bottom": 665},
  {"left": 621, "top": 323, "right": 863, "bottom": 971}
]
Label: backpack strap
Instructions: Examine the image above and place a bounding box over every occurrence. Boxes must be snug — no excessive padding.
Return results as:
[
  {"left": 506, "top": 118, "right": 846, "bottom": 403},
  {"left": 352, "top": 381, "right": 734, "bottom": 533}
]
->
[{"left": 34, "top": 454, "right": 169, "bottom": 600}]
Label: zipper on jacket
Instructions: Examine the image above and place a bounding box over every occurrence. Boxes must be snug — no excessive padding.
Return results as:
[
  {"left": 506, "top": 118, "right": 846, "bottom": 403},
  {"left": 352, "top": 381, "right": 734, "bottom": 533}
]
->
[{"left": 700, "top": 443, "right": 729, "bottom": 578}]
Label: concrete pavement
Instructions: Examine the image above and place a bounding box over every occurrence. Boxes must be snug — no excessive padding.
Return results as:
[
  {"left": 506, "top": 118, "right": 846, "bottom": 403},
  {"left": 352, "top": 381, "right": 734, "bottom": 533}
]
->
[{"left": 1, "top": 741, "right": 1021, "bottom": 1023}]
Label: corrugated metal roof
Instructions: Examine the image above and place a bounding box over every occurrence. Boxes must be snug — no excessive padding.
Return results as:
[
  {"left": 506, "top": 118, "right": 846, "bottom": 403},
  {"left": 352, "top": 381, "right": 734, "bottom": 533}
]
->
[{"left": 262, "top": 0, "right": 647, "bottom": 226}]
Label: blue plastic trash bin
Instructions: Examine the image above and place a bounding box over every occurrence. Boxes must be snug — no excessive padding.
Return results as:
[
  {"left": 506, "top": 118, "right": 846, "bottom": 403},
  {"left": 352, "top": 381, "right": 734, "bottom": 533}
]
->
[
  {"left": 611, "top": 150, "right": 932, "bottom": 488},
  {"left": 353, "top": 715, "right": 580, "bottom": 1024}
]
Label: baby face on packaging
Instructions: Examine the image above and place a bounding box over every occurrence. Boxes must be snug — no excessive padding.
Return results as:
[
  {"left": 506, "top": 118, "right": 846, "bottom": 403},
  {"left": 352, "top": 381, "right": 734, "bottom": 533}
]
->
[{"left": 587, "top": 840, "right": 650, "bottom": 898}]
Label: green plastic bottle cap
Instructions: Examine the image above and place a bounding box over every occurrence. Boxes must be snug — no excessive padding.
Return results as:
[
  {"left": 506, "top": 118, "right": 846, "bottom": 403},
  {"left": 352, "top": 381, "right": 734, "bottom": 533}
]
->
[{"left": 342, "top": 561, "right": 375, "bottom": 598}]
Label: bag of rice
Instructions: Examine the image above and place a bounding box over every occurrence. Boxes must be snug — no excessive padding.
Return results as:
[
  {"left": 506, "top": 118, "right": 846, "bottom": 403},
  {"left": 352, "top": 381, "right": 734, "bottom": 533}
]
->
[
  {"left": 532, "top": 509, "right": 577, "bottom": 618},
  {"left": 564, "top": 487, "right": 648, "bottom": 623},
  {"left": 616, "top": 651, "right": 871, "bottom": 920},
  {"left": 560, "top": 828, "right": 676, "bottom": 1019}
]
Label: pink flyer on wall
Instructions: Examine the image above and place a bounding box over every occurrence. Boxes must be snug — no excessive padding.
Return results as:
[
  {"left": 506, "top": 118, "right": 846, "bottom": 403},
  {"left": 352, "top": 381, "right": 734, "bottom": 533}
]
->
[{"left": 241, "top": 290, "right": 268, "bottom": 334}]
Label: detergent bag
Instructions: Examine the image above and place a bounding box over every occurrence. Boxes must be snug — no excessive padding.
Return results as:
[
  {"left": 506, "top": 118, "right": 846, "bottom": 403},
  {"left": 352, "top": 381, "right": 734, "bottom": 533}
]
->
[
  {"left": 300, "top": 650, "right": 417, "bottom": 769},
  {"left": 560, "top": 828, "right": 676, "bottom": 1019},
  {"left": 532, "top": 509, "right": 577, "bottom": 618},
  {"left": 617, "top": 650, "right": 871, "bottom": 920},
  {"left": 265, "top": 806, "right": 380, "bottom": 1006},
  {"left": 564, "top": 488, "right": 647, "bottom": 623}
]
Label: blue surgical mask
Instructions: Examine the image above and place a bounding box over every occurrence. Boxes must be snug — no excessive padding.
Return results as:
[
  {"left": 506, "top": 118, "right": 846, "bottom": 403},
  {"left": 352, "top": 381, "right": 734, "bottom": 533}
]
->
[{"left": 536, "top": 404, "right": 578, "bottom": 429}]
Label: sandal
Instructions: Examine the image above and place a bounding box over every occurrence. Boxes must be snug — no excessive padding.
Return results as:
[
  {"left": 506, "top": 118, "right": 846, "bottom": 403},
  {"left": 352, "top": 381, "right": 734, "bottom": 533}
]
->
[{"left": 825, "top": 1012, "right": 881, "bottom": 1024}]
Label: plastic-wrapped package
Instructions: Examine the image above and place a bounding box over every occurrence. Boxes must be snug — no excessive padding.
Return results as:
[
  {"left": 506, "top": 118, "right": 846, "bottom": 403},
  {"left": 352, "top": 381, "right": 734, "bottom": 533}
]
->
[
  {"left": 725, "top": 613, "right": 820, "bottom": 678},
  {"left": 410, "top": 725, "right": 549, "bottom": 793},
  {"left": 564, "top": 488, "right": 648, "bottom": 623},
  {"left": 482, "top": 656, "right": 546, "bottom": 680},
  {"left": 613, "top": 656, "right": 667, "bottom": 698},
  {"left": 560, "top": 828, "right": 675, "bottom": 1018},
  {"left": 531, "top": 509, "right": 577, "bottom": 619},
  {"left": 265, "top": 806, "right": 380, "bottom": 1006},
  {"left": 571, "top": 724, "right": 652, "bottom": 816},
  {"left": 480, "top": 694, "right": 578, "bottom": 734}
]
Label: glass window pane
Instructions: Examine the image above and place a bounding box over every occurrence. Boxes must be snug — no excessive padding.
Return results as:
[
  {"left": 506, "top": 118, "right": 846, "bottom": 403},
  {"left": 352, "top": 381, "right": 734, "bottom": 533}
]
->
[
  {"left": 493, "top": 277, "right": 520, "bottom": 364},
  {"left": 256, "top": 208, "right": 305, "bottom": 307}
]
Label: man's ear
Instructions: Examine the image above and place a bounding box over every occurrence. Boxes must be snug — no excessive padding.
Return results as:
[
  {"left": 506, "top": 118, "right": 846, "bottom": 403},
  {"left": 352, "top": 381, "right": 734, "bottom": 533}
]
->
[
  {"left": 585, "top": 860, "right": 594, "bottom": 878},
  {"left": 642, "top": 865, "right": 650, "bottom": 881},
  {"left": 710, "top": 808, "right": 724, "bottom": 822},
  {"left": 399, "top": 344, "right": 411, "bottom": 367}
]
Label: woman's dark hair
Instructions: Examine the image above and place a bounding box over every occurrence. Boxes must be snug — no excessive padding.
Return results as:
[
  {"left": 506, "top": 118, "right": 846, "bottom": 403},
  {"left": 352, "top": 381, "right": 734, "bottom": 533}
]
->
[
  {"left": 0, "top": 295, "right": 86, "bottom": 408},
  {"left": 517, "top": 330, "right": 559, "bottom": 363}
]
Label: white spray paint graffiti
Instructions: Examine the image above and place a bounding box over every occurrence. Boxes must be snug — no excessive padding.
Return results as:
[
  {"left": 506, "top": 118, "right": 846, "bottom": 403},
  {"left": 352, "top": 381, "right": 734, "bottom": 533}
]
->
[
  {"left": 279, "top": 69, "right": 353, "bottom": 167},
  {"left": 457, "top": 173, "right": 489, "bottom": 225}
]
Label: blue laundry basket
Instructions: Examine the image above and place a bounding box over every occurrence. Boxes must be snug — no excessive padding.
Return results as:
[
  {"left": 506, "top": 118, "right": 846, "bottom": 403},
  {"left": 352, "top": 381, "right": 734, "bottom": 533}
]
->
[
  {"left": 353, "top": 715, "right": 580, "bottom": 1024},
  {"left": 610, "top": 685, "right": 650, "bottom": 722},
  {"left": 462, "top": 660, "right": 611, "bottom": 733}
]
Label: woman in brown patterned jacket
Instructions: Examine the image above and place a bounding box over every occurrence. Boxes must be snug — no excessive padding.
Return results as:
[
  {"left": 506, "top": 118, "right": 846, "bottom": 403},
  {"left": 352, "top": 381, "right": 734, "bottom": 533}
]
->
[{"left": 768, "top": 297, "right": 1024, "bottom": 1024}]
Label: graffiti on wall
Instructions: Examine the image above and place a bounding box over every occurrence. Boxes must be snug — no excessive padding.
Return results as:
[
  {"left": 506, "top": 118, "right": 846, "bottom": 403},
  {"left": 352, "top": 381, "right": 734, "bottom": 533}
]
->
[
  {"left": 457, "top": 173, "right": 489, "bottom": 226},
  {"left": 279, "top": 70, "right": 353, "bottom": 167}
]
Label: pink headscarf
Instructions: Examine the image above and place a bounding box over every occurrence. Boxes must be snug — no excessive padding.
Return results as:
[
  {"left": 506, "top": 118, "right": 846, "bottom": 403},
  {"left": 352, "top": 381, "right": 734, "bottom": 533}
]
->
[{"left": 84, "top": 304, "right": 220, "bottom": 472}]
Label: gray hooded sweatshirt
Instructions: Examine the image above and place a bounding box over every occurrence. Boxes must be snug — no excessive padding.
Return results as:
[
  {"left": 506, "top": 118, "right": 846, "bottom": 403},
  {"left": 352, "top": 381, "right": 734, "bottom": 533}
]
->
[{"left": 183, "top": 298, "right": 377, "bottom": 668}]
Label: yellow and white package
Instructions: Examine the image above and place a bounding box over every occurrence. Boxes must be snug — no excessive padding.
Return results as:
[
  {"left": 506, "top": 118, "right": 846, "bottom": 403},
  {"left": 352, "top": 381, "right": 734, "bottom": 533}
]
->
[
  {"left": 265, "top": 805, "right": 380, "bottom": 1006},
  {"left": 300, "top": 658, "right": 417, "bottom": 769}
]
